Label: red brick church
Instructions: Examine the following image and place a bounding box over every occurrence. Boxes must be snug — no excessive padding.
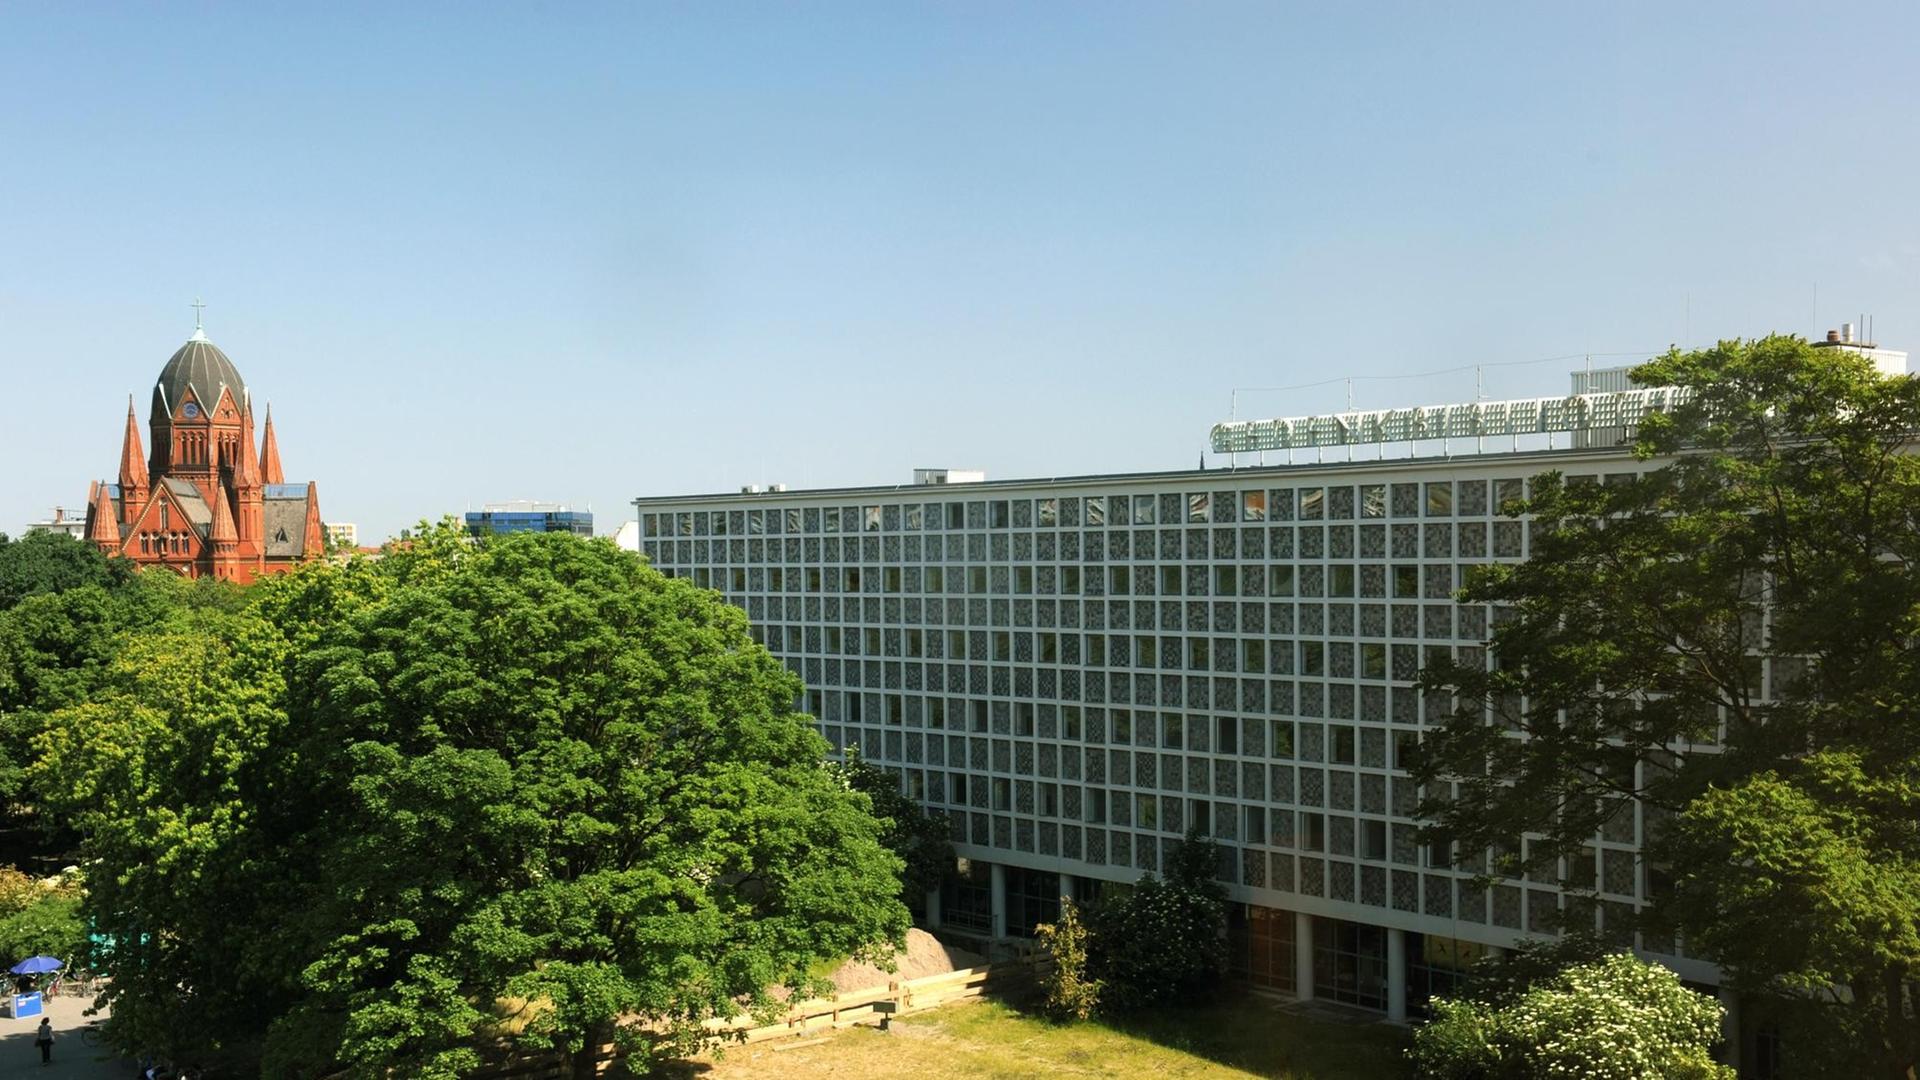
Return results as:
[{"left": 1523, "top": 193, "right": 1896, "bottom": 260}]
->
[{"left": 82, "top": 316, "right": 324, "bottom": 582}]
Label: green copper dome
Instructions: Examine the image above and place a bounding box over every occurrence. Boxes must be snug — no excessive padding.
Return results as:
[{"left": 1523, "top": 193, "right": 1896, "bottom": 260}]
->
[{"left": 151, "top": 330, "right": 248, "bottom": 421}]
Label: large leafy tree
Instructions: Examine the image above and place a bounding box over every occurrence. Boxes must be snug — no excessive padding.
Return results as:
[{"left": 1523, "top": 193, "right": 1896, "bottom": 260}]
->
[
  {"left": 0, "top": 534, "right": 188, "bottom": 827},
  {"left": 0, "top": 530, "right": 134, "bottom": 609},
  {"left": 40, "top": 528, "right": 910, "bottom": 1077},
  {"left": 1412, "top": 336, "right": 1920, "bottom": 1078}
]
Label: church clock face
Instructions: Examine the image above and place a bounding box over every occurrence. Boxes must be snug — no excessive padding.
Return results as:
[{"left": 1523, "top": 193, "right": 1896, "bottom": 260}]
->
[{"left": 182, "top": 402, "right": 200, "bottom": 419}]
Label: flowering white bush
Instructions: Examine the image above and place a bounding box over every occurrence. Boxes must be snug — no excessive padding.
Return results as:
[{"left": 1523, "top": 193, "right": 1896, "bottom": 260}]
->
[{"left": 1411, "top": 952, "right": 1733, "bottom": 1080}]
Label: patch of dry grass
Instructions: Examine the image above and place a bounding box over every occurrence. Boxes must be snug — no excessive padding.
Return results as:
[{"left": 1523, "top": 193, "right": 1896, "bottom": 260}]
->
[{"left": 663, "top": 995, "right": 1409, "bottom": 1080}]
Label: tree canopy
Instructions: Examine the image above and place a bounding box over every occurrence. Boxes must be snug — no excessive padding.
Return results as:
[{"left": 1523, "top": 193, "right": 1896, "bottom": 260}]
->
[
  {"left": 1412, "top": 336, "right": 1920, "bottom": 1078},
  {"left": 38, "top": 527, "right": 911, "bottom": 1077}
]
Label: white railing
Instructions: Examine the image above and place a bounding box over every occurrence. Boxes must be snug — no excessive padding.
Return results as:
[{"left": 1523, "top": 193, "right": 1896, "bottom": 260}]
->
[{"left": 1209, "top": 386, "right": 1696, "bottom": 454}]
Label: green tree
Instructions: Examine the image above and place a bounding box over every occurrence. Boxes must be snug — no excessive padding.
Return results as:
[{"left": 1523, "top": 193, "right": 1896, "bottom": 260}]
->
[
  {"left": 0, "top": 531, "right": 133, "bottom": 610},
  {"left": 1090, "top": 831, "right": 1228, "bottom": 1011},
  {"left": 830, "top": 747, "right": 954, "bottom": 903},
  {"left": 0, "top": 893, "right": 87, "bottom": 974},
  {"left": 1411, "top": 952, "right": 1732, "bottom": 1080},
  {"left": 1412, "top": 336, "right": 1920, "bottom": 1078},
  {"left": 0, "top": 542, "right": 202, "bottom": 829},
  {"left": 1033, "top": 898, "right": 1101, "bottom": 1021},
  {"left": 39, "top": 530, "right": 910, "bottom": 1078}
]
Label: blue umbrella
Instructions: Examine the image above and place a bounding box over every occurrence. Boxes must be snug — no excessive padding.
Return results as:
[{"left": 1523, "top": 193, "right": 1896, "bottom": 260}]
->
[{"left": 8, "top": 957, "right": 61, "bottom": 975}]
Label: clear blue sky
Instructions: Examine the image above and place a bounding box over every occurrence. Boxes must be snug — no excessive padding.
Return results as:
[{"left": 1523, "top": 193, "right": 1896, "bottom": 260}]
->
[{"left": 5, "top": 3, "right": 1918, "bottom": 541}]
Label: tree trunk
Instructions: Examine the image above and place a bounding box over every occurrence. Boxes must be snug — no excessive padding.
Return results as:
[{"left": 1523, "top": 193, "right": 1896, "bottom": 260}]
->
[
  {"left": 570, "top": 1018, "right": 615, "bottom": 1080},
  {"left": 1881, "top": 968, "right": 1916, "bottom": 1080}
]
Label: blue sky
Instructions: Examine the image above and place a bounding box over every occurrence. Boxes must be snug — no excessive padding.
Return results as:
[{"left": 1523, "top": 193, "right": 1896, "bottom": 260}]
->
[{"left": 5, "top": 3, "right": 1918, "bottom": 541}]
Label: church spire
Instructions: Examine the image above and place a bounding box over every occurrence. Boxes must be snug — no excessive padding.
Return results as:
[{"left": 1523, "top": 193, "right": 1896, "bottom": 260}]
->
[
  {"left": 237, "top": 406, "right": 261, "bottom": 489},
  {"left": 260, "top": 404, "right": 285, "bottom": 485},
  {"left": 118, "top": 395, "right": 148, "bottom": 509},
  {"left": 86, "top": 480, "right": 121, "bottom": 547},
  {"left": 208, "top": 441, "right": 239, "bottom": 547}
]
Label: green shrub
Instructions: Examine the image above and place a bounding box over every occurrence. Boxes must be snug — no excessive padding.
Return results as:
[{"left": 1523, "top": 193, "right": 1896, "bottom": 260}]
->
[
  {"left": 1034, "top": 899, "right": 1101, "bottom": 1021},
  {"left": 1089, "top": 832, "right": 1228, "bottom": 1012},
  {"left": 1409, "top": 952, "right": 1733, "bottom": 1080}
]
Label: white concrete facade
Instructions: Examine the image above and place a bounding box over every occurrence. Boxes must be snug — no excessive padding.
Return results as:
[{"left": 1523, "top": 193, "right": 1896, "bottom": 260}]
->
[{"left": 631, "top": 442, "right": 1734, "bottom": 1017}]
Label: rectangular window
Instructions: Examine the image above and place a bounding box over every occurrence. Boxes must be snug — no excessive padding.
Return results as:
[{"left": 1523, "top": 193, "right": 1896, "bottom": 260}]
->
[
  {"left": 1330, "top": 726, "right": 1356, "bottom": 764},
  {"left": 1301, "top": 642, "right": 1325, "bottom": 676},
  {"left": 1214, "top": 565, "right": 1238, "bottom": 595},
  {"left": 1362, "top": 820, "right": 1387, "bottom": 860},
  {"left": 1133, "top": 497, "right": 1156, "bottom": 526},
  {"left": 1270, "top": 720, "right": 1295, "bottom": 758},
  {"left": 1038, "top": 498, "right": 1059, "bottom": 526},
  {"left": 1242, "top": 490, "right": 1267, "bottom": 521},
  {"left": 1300, "top": 489, "right": 1325, "bottom": 520},
  {"left": 1361, "top": 643, "right": 1387, "bottom": 679},
  {"left": 1188, "top": 493, "right": 1210, "bottom": 523}
]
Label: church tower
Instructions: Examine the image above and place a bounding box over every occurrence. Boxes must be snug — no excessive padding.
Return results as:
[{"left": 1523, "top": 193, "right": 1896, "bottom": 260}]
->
[{"left": 83, "top": 304, "right": 326, "bottom": 581}]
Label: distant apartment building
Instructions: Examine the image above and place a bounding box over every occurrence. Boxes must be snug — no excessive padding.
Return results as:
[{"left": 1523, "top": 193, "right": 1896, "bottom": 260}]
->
[
  {"left": 24, "top": 507, "right": 89, "bottom": 539},
  {"left": 324, "top": 522, "right": 359, "bottom": 548},
  {"left": 464, "top": 501, "right": 593, "bottom": 538},
  {"left": 631, "top": 337, "right": 1904, "bottom": 1068}
]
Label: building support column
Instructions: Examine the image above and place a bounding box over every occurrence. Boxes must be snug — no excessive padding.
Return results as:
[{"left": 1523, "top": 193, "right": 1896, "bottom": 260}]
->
[
  {"left": 1719, "top": 987, "right": 1742, "bottom": 1073},
  {"left": 924, "top": 888, "right": 942, "bottom": 931},
  {"left": 990, "top": 863, "right": 1008, "bottom": 940},
  {"left": 1386, "top": 927, "right": 1408, "bottom": 1023},
  {"left": 1294, "top": 912, "right": 1315, "bottom": 1002},
  {"left": 1058, "top": 872, "right": 1078, "bottom": 911}
]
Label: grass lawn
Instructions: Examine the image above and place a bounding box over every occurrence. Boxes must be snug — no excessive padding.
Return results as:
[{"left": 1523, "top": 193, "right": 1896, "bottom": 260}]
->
[{"left": 669, "top": 995, "right": 1411, "bottom": 1079}]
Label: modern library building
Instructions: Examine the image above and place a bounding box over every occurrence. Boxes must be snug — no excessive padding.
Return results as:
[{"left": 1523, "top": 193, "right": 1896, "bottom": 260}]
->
[{"left": 631, "top": 343, "right": 1901, "bottom": 1063}]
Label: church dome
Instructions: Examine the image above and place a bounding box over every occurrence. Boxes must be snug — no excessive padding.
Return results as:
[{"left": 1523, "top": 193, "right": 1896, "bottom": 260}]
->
[{"left": 152, "top": 329, "right": 248, "bottom": 419}]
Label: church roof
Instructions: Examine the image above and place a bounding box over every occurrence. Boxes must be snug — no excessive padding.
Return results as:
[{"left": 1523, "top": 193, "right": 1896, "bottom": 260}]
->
[
  {"left": 152, "top": 331, "right": 248, "bottom": 418},
  {"left": 161, "top": 478, "right": 213, "bottom": 531},
  {"left": 264, "top": 496, "right": 310, "bottom": 558}
]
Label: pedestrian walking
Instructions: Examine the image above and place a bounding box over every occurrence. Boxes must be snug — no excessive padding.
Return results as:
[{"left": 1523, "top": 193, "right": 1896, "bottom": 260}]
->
[{"left": 34, "top": 1015, "right": 53, "bottom": 1065}]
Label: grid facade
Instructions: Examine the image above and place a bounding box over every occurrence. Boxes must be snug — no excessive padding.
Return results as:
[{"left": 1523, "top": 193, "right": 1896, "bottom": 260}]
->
[
  {"left": 464, "top": 510, "right": 595, "bottom": 537},
  {"left": 632, "top": 449, "right": 1722, "bottom": 989}
]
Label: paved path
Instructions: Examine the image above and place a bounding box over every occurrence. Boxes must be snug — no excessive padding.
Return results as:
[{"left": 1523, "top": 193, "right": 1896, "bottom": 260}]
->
[{"left": 0, "top": 992, "right": 134, "bottom": 1079}]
